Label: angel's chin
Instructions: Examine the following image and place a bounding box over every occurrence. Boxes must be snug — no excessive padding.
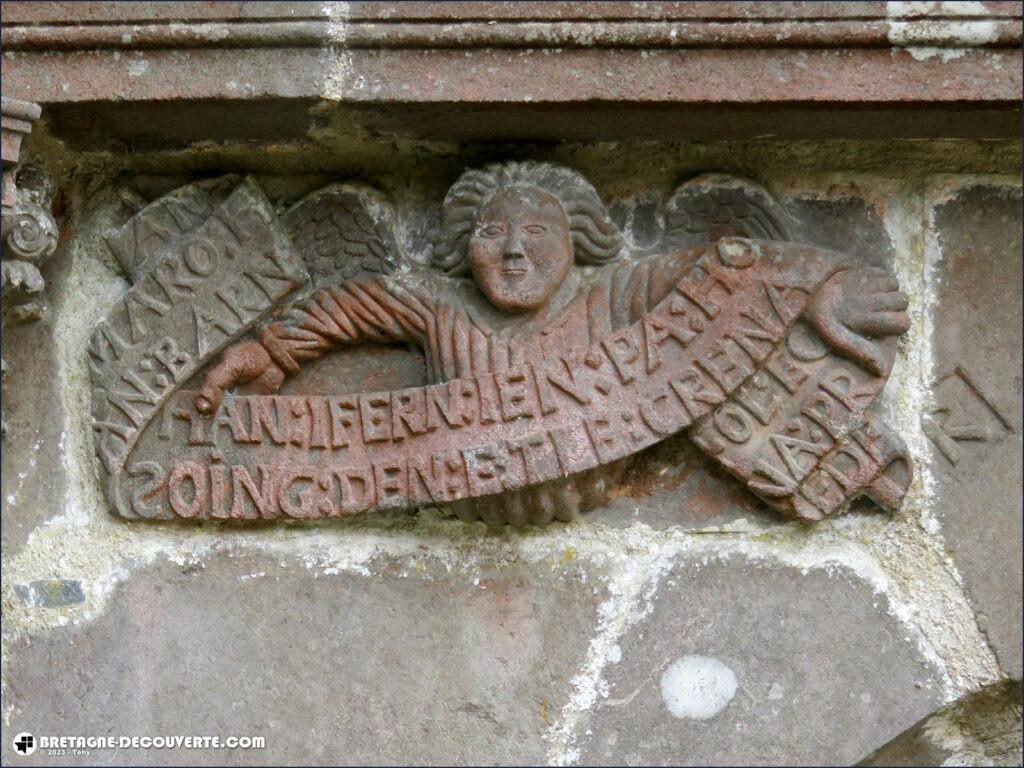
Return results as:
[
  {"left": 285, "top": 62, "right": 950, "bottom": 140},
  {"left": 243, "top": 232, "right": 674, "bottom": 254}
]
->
[{"left": 486, "top": 292, "right": 548, "bottom": 315}]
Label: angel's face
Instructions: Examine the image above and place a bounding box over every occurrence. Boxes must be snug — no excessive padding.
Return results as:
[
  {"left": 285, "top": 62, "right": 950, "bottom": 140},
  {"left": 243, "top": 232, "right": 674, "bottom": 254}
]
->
[{"left": 467, "top": 187, "right": 573, "bottom": 314}]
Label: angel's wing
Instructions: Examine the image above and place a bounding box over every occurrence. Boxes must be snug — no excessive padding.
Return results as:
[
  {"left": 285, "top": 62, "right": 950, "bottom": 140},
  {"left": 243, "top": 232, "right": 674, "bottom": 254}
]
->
[
  {"left": 651, "top": 174, "right": 797, "bottom": 254},
  {"left": 282, "top": 183, "right": 406, "bottom": 288}
]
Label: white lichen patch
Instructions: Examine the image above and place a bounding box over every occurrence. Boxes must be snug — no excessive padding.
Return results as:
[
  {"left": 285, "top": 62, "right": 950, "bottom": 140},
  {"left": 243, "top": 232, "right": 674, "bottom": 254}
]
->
[
  {"left": 125, "top": 57, "right": 150, "bottom": 78},
  {"left": 879, "top": 177, "right": 939, "bottom": 532},
  {"left": 168, "top": 22, "right": 231, "bottom": 43},
  {"left": 320, "top": 2, "right": 354, "bottom": 101},
  {"left": 51, "top": 198, "right": 130, "bottom": 532},
  {"left": 887, "top": 2, "right": 999, "bottom": 62},
  {"left": 660, "top": 655, "right": 738, "bottom": 721}
]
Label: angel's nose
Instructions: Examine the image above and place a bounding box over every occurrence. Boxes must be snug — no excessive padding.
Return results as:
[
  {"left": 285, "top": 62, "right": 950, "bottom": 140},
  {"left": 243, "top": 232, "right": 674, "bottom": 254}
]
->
[{"left": 504, "top": 234, "right": 526, "bottom": 259}]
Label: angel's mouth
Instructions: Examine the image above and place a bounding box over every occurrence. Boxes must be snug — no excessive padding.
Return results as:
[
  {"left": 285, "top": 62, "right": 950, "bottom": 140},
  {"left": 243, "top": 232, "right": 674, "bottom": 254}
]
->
[{"left": 502, "top": 267, "right": 529, "bottom": 275}]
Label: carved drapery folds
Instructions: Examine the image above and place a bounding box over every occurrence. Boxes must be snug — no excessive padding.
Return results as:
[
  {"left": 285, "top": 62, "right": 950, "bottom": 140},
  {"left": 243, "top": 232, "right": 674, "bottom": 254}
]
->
[{"left": 1, "top": 96, "right": 59, "bottom": 435}]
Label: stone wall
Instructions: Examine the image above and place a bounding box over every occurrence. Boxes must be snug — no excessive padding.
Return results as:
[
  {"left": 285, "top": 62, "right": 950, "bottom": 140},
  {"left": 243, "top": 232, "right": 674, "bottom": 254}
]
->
[{"left": 1, "top": 3, "right": 1021, "bottom": 765}]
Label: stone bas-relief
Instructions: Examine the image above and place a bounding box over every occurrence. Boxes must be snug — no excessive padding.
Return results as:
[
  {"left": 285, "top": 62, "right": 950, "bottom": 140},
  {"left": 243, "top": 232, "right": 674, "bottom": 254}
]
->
[
  {"left": 90, "top": 163, "right": 913, "bottom": 526},
  {"left": 3, "top": 1, "right": 1019, "bottom": 764}
]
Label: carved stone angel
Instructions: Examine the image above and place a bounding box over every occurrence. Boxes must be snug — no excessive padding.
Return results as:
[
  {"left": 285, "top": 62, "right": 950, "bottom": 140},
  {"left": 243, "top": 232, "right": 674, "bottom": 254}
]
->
[{"left": 195, "top": 162, "right": 909, "bottom": 526}]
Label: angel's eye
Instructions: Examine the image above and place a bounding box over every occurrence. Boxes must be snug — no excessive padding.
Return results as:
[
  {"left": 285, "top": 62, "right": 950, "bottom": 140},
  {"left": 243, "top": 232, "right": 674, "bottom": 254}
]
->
[
  {"left": 476, "top": 224, "right": 505, "bottom": 238},
  {"left": 523, "top": 224, "right": 547, "bottom": 236}
]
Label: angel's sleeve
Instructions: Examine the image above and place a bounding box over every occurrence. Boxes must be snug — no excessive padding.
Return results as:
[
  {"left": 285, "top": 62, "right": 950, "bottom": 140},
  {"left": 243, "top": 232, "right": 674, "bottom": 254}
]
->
[
  {"left": 257, "top": 182, "right": 437, "bottom": 375},
  {"left": 608, "top": 250, "right": 701, "bottom": 328},
  {"left": 608, "top": 174, "right": 797, "bottom": 329},
  {"left": 257, "top": 277, "right": 436, "bottom": 376}
]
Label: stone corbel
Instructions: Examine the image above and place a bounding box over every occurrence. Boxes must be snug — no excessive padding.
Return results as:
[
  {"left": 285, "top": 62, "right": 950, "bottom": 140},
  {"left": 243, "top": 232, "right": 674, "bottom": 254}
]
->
[
  {"left": 2, "top": 96, "right": 59, "bottom": 436},
  {"left": 2, "top": 97, "right": 58, "bottom": 323}
]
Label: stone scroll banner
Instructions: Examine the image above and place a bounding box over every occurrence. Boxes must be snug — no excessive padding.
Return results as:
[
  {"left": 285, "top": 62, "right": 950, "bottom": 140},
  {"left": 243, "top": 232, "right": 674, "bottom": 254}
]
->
[
  {"left": 88, "top": 179, "right": 310, "bottom": 515},
  {"left": 690, "top": 321, "right": 910, "bottom": 521},
  {"left": 91, "top": 193, "right": 911, "bottom": 522}
]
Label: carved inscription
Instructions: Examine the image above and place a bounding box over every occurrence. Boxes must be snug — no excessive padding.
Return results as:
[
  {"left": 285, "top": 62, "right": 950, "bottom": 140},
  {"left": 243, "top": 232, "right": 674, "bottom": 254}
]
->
[
  {"left": 689, "top": 319, "right": 908, "bottom": 520},
  {"left": 112, "top": 239, "right": 908, "bottom": 521},
  {"left": 92, "top": 164, "right": 914, "bottom": 526},
  {"left": 103, "top": 176, "right": 238, "bottom": 281},
  {"left": 923, "top": 366, "right": 1013, "bottom": 466},
  {"left": 89, "top": 179, "right": 309, "bottom": 513}
]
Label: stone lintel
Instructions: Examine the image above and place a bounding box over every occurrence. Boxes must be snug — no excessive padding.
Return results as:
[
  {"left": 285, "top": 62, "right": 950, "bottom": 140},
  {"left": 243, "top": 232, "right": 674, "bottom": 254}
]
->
[{"left": 0, "top": 2, "right": 1020, "bottom": 144}]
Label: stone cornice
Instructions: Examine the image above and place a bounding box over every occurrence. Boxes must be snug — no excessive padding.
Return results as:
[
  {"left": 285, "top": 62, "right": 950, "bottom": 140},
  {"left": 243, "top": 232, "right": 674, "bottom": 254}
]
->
[
  {"left": 1, "top": 2, "right": 1020, "bottom": 141},
  {"left": 3, "top": 14, "right": 1020, "bottom": 52},
  {"left": 2, "top": 1, "right": 1021, "bottom": 23}
]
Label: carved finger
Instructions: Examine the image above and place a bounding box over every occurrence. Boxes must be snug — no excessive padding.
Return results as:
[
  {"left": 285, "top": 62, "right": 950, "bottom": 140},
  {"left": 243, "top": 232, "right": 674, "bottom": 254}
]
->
[
  {"left": 552, "top": 482, "right": 581, "bottom": 523},
  {"left": 863, "top": 273, "right": 900, "bottom": 293},
  {"left": 449, "top": 499, "right": 479, "bottom": 523},
  {"left": 472, "top": 496, "right": 501, "bottom": 527},
  {"left": 846, "top": 291, "right": 908, "bottom": 315},
  {"left": 843, "top": 292, "right": 909, "bottom": 319},
  {"left": 470, "top": 499, "right": 491, "bottom": 524},
  {"left": 862, "top": 291, "right": 910, "bottom": 313},
  {"left": 847, "top": 311, "right": 912, "bottom": 338},
  {"left": 576, "top": 470, "right": 609, "bottom": 510},
  {"left": 195, "top": 342, "right": 268, "bottom": 414},
  {"left": 196, "top": 357, "right": 244, "bottom": 415},
  {"left": 820, "top": 320, "right": 889, "bottom": 377}
]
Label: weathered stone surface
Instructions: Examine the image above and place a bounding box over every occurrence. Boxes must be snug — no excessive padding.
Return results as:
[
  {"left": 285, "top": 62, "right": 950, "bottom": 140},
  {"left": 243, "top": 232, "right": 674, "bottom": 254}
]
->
[
  {"left": 585, "top": 434, "right": 773, "bottom": 530},
  {"left": 2, "top": 549, "right": 603, "bottom": 766},
  {"left": 576, "top": 558, "right": 944, "bottom": 766},
  {"left": 926, "top": 182, "right": 1023, "bottom": 679},
  {"left": 786, "top": 194, "right": 894, "bottom": 270},
  {"left": 1, "top": 96, "right": 59, "bottom": 443},
  {"left": 0, "top": 310, "right": 67, "bottom": 557},
  {"left": 860, "top": 679, "right": 1022, "bottom": 767}
]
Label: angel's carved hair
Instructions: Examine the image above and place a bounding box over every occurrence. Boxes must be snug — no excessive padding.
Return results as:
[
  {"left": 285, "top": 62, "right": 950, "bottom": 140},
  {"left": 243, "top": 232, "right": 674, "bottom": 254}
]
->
[{"left": 433, "top": 161, "right": 624, "bottom": 275}]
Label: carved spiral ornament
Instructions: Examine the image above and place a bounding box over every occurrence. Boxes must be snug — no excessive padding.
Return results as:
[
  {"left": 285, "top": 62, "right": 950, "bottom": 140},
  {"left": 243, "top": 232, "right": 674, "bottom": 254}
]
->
[{"left": 4, "top": 201, "right": 58, "bottom": 263}]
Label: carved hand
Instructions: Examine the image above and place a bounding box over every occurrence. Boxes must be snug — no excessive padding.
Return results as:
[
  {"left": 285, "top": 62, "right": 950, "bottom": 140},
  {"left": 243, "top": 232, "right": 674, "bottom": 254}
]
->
[
  {"left": 805, "top": 268, "right": 911, "bottom": 377},
  {"left": 195, "top": 341, "right": 285, "bottom": 415}
]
